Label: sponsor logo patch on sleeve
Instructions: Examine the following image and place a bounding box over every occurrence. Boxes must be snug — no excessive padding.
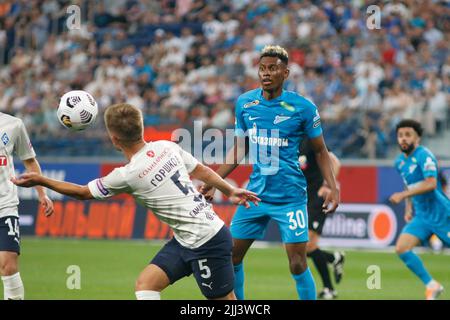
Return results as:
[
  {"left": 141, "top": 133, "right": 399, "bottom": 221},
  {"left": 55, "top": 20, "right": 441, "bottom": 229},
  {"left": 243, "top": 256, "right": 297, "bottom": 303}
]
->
[{"left": 424, "top": 157, "right": 436, "bottom": 171}]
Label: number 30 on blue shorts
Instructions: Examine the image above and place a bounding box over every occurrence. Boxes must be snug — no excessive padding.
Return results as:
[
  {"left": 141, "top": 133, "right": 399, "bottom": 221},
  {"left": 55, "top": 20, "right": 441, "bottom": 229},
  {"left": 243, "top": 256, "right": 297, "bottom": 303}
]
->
[{"left": 230, "top": 202, "right": 309, "bottom": 243}]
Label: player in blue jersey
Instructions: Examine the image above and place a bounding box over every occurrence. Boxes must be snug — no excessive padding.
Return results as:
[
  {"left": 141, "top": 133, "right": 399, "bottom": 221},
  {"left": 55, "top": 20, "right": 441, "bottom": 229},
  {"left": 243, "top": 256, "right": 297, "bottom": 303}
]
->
[
  {"left": 200, "top": 45, "right": 339, "bottom": 300},
  {"left": 389, "top": 119, "right": 450, "bottom": 300}
]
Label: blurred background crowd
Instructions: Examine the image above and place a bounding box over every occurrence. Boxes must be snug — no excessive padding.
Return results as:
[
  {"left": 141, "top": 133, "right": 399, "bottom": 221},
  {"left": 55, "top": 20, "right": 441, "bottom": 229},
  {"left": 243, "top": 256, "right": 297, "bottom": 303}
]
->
[{"left": 0, "top": 0, "right": 449, "bottom": 158}]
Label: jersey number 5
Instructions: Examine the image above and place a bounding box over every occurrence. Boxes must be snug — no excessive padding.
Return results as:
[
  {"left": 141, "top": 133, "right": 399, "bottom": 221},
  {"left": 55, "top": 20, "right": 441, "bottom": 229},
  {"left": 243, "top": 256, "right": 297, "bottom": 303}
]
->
[{"left": 171, "top": 170, "right": 203, "bottom": 202}]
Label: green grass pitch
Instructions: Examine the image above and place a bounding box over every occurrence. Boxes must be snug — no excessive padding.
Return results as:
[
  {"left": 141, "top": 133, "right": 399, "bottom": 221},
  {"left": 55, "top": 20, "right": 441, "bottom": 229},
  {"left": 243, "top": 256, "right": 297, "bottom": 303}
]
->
[{"left": 7, "top": 237, "right": 449, "bottom": 300}]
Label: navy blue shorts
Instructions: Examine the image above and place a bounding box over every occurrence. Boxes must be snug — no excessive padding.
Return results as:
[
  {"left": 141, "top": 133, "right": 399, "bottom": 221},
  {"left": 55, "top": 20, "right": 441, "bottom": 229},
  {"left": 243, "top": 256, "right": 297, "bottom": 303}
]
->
[
  {"left": 151, "top": 225, "right": 234, "bottom": 299},
  {"left": 0, "top": 216, "right": 20, "bottom": 254}
]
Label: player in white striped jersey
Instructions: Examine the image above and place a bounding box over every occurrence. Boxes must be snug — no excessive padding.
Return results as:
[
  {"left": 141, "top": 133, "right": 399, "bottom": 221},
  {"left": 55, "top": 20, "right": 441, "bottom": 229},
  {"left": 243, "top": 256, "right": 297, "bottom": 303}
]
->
[
  {"left": 12, "top": 103, "right": 260, "bottom": 300},
  {"left": 0, "top": 112, "right": 54, "bottom": 300}
]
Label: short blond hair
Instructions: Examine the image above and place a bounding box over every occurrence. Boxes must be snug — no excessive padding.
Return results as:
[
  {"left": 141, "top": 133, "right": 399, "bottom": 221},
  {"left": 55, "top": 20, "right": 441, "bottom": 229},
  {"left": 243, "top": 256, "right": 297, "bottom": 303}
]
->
[
  {"left": 104, "top": 103, "right": 143, "bottom": 144},
  {"left": 260, "top": 45, "right": 289, "bottom": 64}
]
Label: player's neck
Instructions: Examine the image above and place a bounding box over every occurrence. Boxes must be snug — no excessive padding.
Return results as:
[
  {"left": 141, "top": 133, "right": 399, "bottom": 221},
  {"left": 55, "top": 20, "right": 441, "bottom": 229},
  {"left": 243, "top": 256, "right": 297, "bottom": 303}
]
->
[
  {"left": 262, "top": 87, "right": 283, "bottom": 100},
  {"left": 122, "top": 141, "right": 146, "bottom": 161}
]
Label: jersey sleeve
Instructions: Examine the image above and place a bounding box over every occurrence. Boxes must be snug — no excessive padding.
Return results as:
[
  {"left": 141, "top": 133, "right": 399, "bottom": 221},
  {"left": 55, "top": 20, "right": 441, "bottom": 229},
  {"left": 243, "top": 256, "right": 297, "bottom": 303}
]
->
[
  {"left": 234, "top": 96, "right": 247, "bottom": 137},
  {"left": 87, "top": 167, "right": 129, "bottom": 200},
  {"left": 302, "top": 98, "right": 323, "bottom": 139},
  {"left": 173, "top": 142, "right": 199, "bottom": 173},
  {"left": 419, "top": 150, "right": 438, "bottom": 179},
  {"left": 14, "top": 120, "right": 36, "bottom": 160}
]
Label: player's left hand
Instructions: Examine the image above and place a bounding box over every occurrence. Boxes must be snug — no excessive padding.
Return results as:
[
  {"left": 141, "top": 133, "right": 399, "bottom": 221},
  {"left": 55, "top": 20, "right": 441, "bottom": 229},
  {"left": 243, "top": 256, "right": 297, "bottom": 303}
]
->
[
  {"left": 39, "top": 194, "right": 54, "bottom": 217},
  {"left": 322, "top": 187, "right": 339, "bottom": 214},
  {"left": 229, "top": 188, "right": 261, "bottom": 208},
  {"left": 389, "top": 192, "right": 405, "bottom": 204}
]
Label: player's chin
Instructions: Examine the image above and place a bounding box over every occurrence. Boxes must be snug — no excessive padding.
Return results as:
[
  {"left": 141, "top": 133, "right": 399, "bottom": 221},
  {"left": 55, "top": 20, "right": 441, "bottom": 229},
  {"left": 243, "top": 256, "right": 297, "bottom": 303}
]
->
[
  {"left": 261, "top": 82, "right": 275, "bottom": 90},
  {"left": 399, "top": 144, "right": 409, "bottom": 151}
]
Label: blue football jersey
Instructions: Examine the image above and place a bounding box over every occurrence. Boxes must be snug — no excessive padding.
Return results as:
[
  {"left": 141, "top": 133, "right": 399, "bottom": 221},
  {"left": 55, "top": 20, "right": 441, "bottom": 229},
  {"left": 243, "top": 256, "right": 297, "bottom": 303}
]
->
[
  {"left": 394, "top": 145, "right": 450, "bottom": 226},
  {"left": 235, "top": 88, "right": 322, "bottom": 203}
]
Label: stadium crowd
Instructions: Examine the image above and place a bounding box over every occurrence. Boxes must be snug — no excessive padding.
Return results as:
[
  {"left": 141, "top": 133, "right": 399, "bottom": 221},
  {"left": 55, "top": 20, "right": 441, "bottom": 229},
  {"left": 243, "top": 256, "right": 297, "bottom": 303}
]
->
[{"left": 0, "top": 0, "right": 449, "bottom": 158}]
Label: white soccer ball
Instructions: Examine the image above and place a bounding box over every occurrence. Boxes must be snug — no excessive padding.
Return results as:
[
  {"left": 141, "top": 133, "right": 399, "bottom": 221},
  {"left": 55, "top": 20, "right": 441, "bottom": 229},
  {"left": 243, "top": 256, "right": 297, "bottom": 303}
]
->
[{"left": 57, "top": 90, "right": 98, "bottom": 131}]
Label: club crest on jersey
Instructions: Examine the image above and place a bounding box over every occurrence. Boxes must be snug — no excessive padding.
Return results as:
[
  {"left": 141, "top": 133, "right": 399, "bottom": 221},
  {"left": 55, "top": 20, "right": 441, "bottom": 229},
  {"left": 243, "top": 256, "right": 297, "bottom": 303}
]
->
[
  {"left": 1, "top": 132, "right": 9, "bottom": 146},
  {"left": 243, "top": 100, "right": 259, "bottom": 108},
  {"left": 147, "top": 150, "right": 155, "bottom": 158},
  {"left": 280, "top": 101, "right": 295, "bottom": 112}
]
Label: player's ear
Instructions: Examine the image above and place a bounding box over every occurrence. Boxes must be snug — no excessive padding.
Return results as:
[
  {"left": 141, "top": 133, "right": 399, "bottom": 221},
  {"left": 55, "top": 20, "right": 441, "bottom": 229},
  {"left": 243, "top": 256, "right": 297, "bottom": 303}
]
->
[
  {"left": 284, "top": 66, "right": 290, "bottom": 79},
  {"left": 110, "top": 134, "right": 121, "bottom": 148}
]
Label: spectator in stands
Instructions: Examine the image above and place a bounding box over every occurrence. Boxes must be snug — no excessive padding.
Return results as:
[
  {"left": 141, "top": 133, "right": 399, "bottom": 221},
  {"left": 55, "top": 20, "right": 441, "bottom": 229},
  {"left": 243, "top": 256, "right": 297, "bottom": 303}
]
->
[{"left": 0, "top": 0, "right": 447, "bottom": 159}]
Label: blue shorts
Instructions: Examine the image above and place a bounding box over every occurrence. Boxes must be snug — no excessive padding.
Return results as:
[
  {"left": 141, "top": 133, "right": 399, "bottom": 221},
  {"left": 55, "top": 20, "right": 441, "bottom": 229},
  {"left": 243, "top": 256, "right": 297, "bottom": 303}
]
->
[
  {"left": 231, "top": 201, "right": 309, "bottom": 243},
  {"left": 151, "top": 225, "right": 234, "bottom": 299},
  {"left": 401, "top": 217, "right": 450, "bottom": 246},
  {"left": 0, "top": 216, "right": 20, "bottom": 254}
]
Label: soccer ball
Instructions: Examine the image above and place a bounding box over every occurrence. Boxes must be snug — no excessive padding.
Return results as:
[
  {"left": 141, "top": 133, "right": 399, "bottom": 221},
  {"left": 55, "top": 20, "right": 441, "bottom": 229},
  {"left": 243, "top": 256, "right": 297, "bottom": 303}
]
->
[{"left": 57, "top": 90, "right": 98, "bottom": 131}]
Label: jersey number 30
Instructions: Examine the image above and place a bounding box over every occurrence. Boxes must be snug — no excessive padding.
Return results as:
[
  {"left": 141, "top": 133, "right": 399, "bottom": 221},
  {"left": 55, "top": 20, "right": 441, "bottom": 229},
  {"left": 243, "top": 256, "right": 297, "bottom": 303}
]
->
[{"left": 286, "top": 210, "right": 306, "bottom": 230}]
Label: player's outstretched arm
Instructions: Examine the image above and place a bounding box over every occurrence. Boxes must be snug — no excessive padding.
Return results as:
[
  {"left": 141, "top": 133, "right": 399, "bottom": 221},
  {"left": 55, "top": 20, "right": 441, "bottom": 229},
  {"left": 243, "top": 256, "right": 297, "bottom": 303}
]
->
[
  {"left": 22, "top": 158, "right": 54, "bottom": 217},
  {"left": 11, "top": 172, "right": 94, "bottom": 201},
  {"left": 310, "top": 135, "right": 340, "bottom": 213},
  {"left": 191, "top": 163, "right": 260, "bottom": 208}
]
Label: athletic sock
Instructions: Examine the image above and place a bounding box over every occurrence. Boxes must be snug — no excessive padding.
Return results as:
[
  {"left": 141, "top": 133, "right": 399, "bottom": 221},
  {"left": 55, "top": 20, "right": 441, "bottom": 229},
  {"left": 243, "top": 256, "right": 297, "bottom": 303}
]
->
[
  {"left": 2, "top": 272, "right": 24, "bottom": 300},
  {"left": 135, "top": 290, "right": 161, "bottom": 300},
  {"left": 426, "top": 279, "right": 439, "bottom": 288},
  {"left": 292, "top": 267, "right": 317, "bottom": 300},
  {"left": 233, "top": 263, "right": 244, "bottom": 300},
  {"left": 398, "top": 251, "right": 433, "bottom": 285},
  {"left": 308, "top": 249, "right": 334, "bottom": 290}
]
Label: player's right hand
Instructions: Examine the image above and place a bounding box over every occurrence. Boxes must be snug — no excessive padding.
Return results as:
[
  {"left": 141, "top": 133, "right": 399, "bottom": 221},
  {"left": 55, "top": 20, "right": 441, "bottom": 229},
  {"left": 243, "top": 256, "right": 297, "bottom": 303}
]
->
[{"left": 198, "top": 184, "right": 216, "bottom": 202}]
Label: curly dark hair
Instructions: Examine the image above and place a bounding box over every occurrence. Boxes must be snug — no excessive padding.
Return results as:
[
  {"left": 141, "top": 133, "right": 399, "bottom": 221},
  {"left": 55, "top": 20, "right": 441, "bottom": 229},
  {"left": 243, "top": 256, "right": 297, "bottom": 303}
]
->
[{"left": 395, "top": 119, "right": 423, "bottom": 137}]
